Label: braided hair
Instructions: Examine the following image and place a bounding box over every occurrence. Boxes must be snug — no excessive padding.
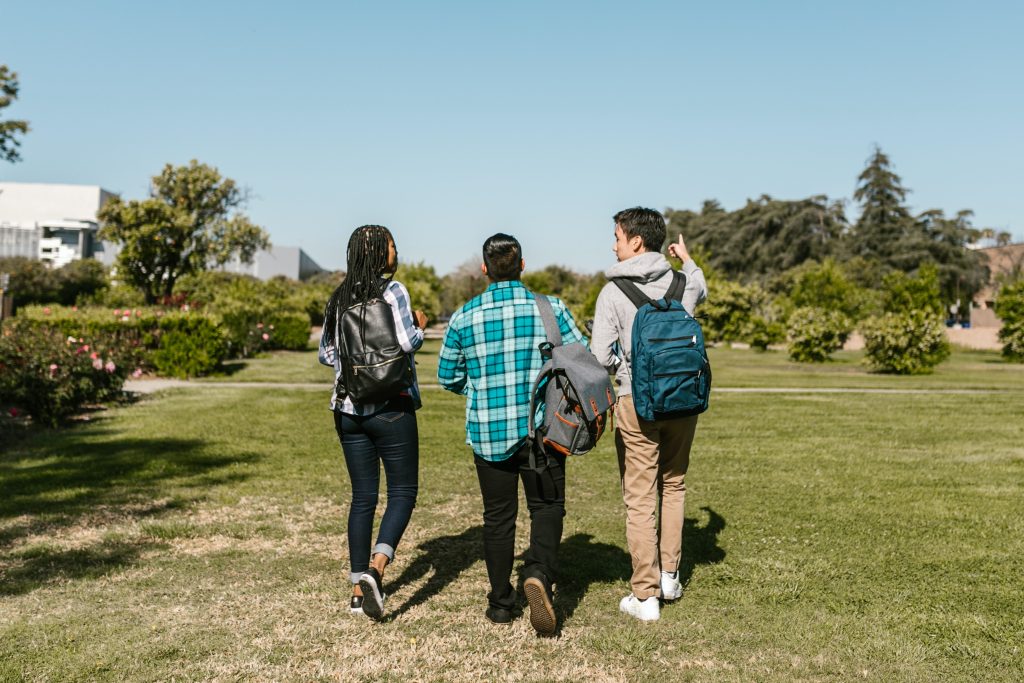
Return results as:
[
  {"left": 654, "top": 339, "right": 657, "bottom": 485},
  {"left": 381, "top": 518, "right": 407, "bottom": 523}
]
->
[{"left": 323, "top": 225, "right": 396, "bottom": 350}]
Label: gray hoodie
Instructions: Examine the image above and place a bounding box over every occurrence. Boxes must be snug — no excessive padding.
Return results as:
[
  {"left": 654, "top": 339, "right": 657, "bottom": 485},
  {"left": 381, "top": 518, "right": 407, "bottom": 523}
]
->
[{"left": 590, "top": 252, "right": 708, "bottom": 396}]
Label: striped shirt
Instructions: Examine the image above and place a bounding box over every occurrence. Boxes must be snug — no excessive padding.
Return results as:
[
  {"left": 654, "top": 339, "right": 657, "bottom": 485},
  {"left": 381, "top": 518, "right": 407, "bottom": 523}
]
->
[
  {"left": 318, "top": 280, "right": 424, "bottom": 415},
  {"left": 437, "top": 280, "right": 585, "bottom": 461}
]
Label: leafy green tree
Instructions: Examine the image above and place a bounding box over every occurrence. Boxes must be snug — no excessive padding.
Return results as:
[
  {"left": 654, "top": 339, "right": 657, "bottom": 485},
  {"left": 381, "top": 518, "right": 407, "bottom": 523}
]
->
[
  {"left": 994, "top": 280, "right": 1024, "bottom": 361},
  {"left": 666, "top": 195, "right": 846, "bottom": 281},
  {"left": 0, "top": 65, "right": 29, "bottom": 163},
  {"left": 774, "top": 258, "right": 877, "bottom": 322},
  {"left": 907, "top": 209, "right": 987, "bottom": 304},
  {"left": 395, "top": 261, "right": 443, "bottom": 322},
  {"left": 98, "top": 161, "right": 270, "bottom": 303},
  {"left": 0, "top": 257, "right": 59, "bottom": 309}
]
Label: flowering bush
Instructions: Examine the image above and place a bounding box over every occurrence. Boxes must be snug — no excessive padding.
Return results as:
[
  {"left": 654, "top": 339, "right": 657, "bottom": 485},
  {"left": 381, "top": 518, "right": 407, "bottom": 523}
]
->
[
  {"left": 861, "top": 311, "right": 950, "bottom": 374},
  {"left": 787, "top": 307, "right": 852, "bottom": 362},
  {"left": 0, "top": 321, "right": 139, "bottom": 426},
  {"left": 16, "top": 305, "right": 227, "bottom": 376}
]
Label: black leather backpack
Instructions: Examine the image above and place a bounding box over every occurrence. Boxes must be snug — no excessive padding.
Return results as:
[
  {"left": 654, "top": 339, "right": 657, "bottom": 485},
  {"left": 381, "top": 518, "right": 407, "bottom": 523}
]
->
[{"left": 334, "top": 297, "right": 413, "bottom": 404}]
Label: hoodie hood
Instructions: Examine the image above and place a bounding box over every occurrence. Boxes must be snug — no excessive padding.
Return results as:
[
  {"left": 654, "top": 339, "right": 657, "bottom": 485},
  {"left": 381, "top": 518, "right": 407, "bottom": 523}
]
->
[{"left": 604, "top": 251, "right": 673, "bottom": 283}]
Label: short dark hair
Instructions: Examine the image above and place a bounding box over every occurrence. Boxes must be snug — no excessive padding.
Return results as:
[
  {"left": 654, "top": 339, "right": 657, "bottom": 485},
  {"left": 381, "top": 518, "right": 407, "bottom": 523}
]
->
[
  {"left": 614, "top": 207, "right": 666, "bottom": 252},
  {"left": 482, "top": 233, "right": 523, "bottom": 281}
]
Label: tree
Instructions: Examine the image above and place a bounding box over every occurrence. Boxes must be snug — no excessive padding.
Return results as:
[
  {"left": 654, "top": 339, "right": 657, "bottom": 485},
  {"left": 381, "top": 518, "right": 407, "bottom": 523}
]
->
[
  {"left": 98, "top": 160, "right": 270, "bottom": 303},
  {"left": 846, "top": 146, "right": 915, "bottom": 264},
  {"left": 0, "top": 65, "right": 29, "bottom": 163},
  {"left": 665, "top": 195, "right": 846, "bottom": 282},
  {"left": 395, "top": 261, "right": 443, "bottom": 322}
]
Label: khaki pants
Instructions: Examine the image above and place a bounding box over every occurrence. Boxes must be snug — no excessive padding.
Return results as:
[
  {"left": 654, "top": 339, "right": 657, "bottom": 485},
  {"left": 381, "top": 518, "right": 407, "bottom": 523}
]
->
[{"left": 614, "top": 394, "right": 698, "bottom": 599}]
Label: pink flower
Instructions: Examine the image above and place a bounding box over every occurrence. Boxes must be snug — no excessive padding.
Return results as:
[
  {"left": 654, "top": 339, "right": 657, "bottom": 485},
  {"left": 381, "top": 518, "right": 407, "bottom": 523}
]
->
[
  {"left": 90, "top": 352, "right": 99, "bottom": 360},
  {"left": 135, "top": 309, "right": 141, "bottom": 316},
  {"left": 92, "top": 358, "right": 104, "bottom": 370},
  {"left": 72, "top": 305, "right": 78, "bottom": 311},
  {"left": 262, "top": 333, "right": 269, "bottom": 341},
  {"left": 257, "top": 323, "right": 264, "bottom": 329},
  {"left": 105, "top": 360, "right": 116, "bottom": 373},
  {"left": 132, "top": 368, "right": 143, "bottom": 378},
  {"left": 43, "top": 307, "right": 51, "bottom": 315},
  {"left": 82, "top": 344, "right": 89, "bottom": 351},
  {"left": 114, "top": 309, "right": 121, "bottom": 316},
  {"left": 156, "top": 311, "right": 163, "bottom": 317},
  {"left": 8, "top": 407, "right": 19, "bottom": 418},
  {"left": 49, "top": 363, "right": 59, "bottom": 376}
]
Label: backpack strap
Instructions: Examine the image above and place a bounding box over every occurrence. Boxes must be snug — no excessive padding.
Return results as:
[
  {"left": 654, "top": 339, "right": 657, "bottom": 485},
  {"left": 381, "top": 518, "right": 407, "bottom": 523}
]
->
[
  {"left": 665, "top": 271, "right": 687, "bottom": 303},
  {"left": 611, "top": 277, "right": 652, "bottom": 310},
  {"left": 533, "top": 293, "right": 563, "bottom": 348}
]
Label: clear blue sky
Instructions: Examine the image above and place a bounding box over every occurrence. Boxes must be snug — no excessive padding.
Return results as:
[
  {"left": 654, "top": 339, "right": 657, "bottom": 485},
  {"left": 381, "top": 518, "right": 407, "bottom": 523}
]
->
[{"left": 4, "top": 0, "right": 1022, "bottom": 274}]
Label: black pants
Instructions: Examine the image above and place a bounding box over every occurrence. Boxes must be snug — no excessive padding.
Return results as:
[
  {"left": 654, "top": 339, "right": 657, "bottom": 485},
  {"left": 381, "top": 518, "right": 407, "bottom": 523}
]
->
[{"left": 474, "top": 446, "right": 566, "bottom": 611}]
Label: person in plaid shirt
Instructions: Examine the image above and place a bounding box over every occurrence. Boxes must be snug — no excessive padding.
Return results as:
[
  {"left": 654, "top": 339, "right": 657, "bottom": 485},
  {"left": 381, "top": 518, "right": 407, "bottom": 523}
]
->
[{"left": 438, "top": 233, "right": 585, "bottom": 635}]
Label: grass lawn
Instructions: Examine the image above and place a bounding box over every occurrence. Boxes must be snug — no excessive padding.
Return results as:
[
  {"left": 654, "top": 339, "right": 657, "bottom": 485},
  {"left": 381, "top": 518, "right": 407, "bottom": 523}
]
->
[{"left": 1, "top": 349, "right": 1022, "bottom": 681}]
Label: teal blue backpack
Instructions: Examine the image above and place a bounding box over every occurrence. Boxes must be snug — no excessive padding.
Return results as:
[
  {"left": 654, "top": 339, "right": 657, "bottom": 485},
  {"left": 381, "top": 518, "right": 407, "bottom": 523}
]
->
[{"left": 612, "top": 272, "right": 711, "bottom": 421}]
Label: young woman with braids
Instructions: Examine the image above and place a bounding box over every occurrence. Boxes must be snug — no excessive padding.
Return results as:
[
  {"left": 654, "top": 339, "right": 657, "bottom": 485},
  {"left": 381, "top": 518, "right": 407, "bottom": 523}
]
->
[{"left": 318, "top": 225, "right": 428, "bottom": 620}]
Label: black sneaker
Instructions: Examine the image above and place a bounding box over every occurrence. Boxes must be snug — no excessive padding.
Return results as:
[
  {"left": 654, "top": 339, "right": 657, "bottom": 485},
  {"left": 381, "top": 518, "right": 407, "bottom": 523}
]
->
[
  {"left": 358, "top": 568, "right": 385, "bottom": 621},
  {"left": 523, "top": 576, "right": 556, "bottom": 635},
  {"left": 350, "top": 595, "right": 364, "bottom": 615},
  {"left": 485, "top": 606, "right": 513, "bottom": 625}
]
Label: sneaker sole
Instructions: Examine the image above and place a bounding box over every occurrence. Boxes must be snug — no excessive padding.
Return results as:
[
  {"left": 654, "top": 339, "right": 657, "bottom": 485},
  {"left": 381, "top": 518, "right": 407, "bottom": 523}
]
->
[
  {"left": 358, "top": 575, "right": 385, "bottom": 621},
  {"left": 523, "top": 577, "right": 556, "bottom": 635}
]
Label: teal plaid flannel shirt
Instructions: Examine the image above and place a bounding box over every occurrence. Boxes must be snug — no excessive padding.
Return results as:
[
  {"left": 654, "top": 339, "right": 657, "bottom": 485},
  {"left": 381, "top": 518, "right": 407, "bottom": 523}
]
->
[{"left": 437, "top": 280, "right": 586, "bottom": 461}]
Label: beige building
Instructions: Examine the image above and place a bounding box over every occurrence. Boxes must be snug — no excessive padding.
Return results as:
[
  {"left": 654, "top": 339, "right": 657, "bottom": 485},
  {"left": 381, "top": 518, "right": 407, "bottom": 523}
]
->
[{"left": 971, "top": 243, "right": 1024, "bottom": 328}]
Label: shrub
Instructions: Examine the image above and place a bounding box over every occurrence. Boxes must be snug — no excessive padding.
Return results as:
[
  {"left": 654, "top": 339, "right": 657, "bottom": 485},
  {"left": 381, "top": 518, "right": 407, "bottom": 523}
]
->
[
  {"left": 0, "top": 321, "right": 137, "bottom": 426},
  {"left": 994, "top": 280, "right": 1024, "bottom": 362},
  {"left": 774, "top": 258, "right": 878, "bottom": 322},
  {"left": 861, "top": 311, "right": 950, "bottom": 374},
  {"left": 746, "top": 316, "right": 786, "bottom": 351},
  {"left": 787, "top": 306, "right": 851, "bottom": 362},
  {"left": 701, "top": 280, "right": 770, "bottom": 343},
  {"left": 881, "top": 264, "right": 944, "bottom": 316},
  {"left": 150, "top": 319, "right": 228, "bottom": 378},
  {"left": 173, "top": 273, "right": 312, "bottom": 355},
  {"left": 16, "top": 305, "right": 227, "bottom": 376}
]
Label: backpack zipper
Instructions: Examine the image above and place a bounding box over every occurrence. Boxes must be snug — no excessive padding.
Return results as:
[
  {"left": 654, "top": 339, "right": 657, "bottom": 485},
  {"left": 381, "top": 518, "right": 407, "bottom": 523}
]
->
[
  {"left": 352, "top": 356, "right": 405, "bottom": 375},
  {"left": 649, "top": 335, "right": 697, "bottom": 343}
]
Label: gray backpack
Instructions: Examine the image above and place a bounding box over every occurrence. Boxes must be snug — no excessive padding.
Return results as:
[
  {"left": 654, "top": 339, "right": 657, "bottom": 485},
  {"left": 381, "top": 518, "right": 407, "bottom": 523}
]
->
[{"left": 527, "top": 294, "right": 616, "bottom": 462}]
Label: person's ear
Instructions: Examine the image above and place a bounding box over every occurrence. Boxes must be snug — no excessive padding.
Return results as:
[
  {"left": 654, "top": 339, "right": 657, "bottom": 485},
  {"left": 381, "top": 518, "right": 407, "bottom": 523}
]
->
[
  {"left": 520, "top": 259, "right": 525, "bottom": 273},
  {"left": 630, "top": 234, "right": 645, "bottom": 253},
  {"left": 481, "top": 262, "right": 488, "bottom": 276}
]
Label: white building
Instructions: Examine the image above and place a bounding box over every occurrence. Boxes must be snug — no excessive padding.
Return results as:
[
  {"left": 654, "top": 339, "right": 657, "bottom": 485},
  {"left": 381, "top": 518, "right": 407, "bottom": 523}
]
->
[
  {"left": 0, "top": 181, "right": 324, "bottom": 280},
  {"left": 0, "top": 182, "right": 116, "bottom": 267}
]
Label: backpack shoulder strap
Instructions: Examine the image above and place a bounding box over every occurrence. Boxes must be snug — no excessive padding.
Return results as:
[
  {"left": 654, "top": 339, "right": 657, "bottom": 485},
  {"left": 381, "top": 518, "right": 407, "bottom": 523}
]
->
[
  {"left": 611, "top": 277, "right": 652, "bottom": 310},
  {"left": 665, "top": 270, "right": 687, "bottom": 303},
  {"left": 533, "top": 293, "right": 563, "bottom": 347}
]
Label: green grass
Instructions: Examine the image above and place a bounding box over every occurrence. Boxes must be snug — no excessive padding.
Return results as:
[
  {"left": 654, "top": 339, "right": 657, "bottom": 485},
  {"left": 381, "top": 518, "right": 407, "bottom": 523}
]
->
[
  {"left": 200, "top": 341, "right": 1024, "bottom": 392},
  {"left": 1, "top": 350, "right": 1023, "bottom": 681}
]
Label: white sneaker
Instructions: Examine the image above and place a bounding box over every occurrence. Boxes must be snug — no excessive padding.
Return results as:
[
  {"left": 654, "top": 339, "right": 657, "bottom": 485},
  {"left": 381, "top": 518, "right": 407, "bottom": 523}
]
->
[
  {"left": 660, "top": 570, "right": 682, "bottom": 601},
  {"left": 619, "top": 594, "right": 660, "bottom": 621}
]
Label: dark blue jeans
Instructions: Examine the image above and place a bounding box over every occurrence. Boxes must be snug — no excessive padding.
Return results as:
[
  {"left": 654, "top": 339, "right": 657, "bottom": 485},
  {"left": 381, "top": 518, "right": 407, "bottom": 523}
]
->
[{"left": 334, "top": 399, "right": 419, "bottom": 584}]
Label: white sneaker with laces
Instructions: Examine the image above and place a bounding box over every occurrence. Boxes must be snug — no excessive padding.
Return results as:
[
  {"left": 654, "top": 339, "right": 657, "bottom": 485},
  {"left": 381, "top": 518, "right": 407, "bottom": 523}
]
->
[
  {"left": 660, "top": 570, "right": 682, "bottom": 601},
  {"left": 619, "top": 594, "right": 660, "bottom": 621}
]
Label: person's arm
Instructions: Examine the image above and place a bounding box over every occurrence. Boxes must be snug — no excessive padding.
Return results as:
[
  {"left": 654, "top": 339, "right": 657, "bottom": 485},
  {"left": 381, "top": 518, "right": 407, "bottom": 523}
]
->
[
  {"left": 317, "top": 328, "right": 335, "bottom": 368},
  {"left": 668, "top": 234, "right": 708, "bottom": 314},
  {"left": 385, "top": 281, "right": 425, "bottom": 353},
  {"left": 437, "top": 315, "right": 468, "bottom": 395},
  {"left": 589, "top": 286, "right": 621, "bottom": 372}
]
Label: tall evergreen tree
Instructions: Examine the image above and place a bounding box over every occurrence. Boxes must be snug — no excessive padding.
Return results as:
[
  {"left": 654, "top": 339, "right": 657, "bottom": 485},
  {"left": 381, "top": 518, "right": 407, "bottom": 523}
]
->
[{"left": 847, "top": 146, "right": 914, "bottom": 263}]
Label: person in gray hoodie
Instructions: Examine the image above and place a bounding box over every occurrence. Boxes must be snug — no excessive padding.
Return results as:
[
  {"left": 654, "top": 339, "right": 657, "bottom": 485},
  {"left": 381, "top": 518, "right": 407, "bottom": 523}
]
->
[{"left": 590, "top": 206, "right": 708, "bottom": 622}]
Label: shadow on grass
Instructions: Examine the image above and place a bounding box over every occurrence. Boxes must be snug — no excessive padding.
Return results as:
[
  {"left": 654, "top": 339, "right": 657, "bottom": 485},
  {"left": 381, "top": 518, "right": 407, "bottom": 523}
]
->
[
  {"left": 0, "top": 427, "right": 261, "bottom": 593},
  {"left": 0, "top": 537, "right": 162, "bottom": 597},
  {"left": 556, "top": 533, "right": 632, "bottom": 624},
  {"left": 384, "top": 525, "right": 484, "bottom": 621},
  {"left": 679, "top": 507, "right": 727, "bottom": 589}
]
